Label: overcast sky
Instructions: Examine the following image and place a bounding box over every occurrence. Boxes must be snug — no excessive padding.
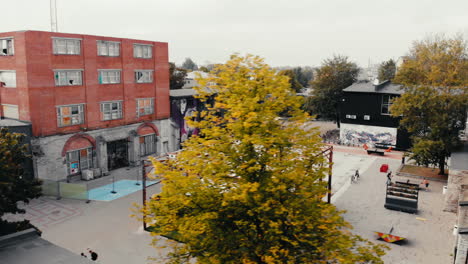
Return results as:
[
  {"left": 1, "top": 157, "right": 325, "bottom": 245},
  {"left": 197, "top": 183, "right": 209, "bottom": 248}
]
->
[{"left": 3, "top": 0, "right": 468, "bottom": 67}]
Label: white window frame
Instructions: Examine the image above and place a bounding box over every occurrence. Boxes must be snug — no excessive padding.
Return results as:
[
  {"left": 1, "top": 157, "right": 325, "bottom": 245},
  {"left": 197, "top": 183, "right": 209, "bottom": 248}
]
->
[
  {"left": 1, "top": 104, "right": 19, "bottom": 119},
  {"left": 0, "top": 70, "right": 17, "bottom": 88},
  {"left": 345, "top": 114, "right": 357, "bottom": 119},
  {"left": 57, "top": 104, "right": 85, "bottom": 127},
  {"left": 100, "top": 101, "right": 123, "bottom": 121},
  {"left": 98, "top": 70, "right": 121, "bottom": 84},
  {"left": 0, "top": 38, "right": 14, "bottom": 56},
  {"left": 66, "top": 147, "right": 93, "bottom": 175},
  {"left": 52, "top": 37, "right": 81, "bottom": 55},
  {"left": 137, "top": 98, "right": 154, "bottom": 116},
  {"left": 54, "top": 70, "right": 83, "bottom": 86},
  {"left": 363, "top": 115, "right": 371, "bottom": 120},
  {"left": 97, "top": 40, "right": 120, "bottom": 57},
  {"left": 381, "top": 95, "right": 396, "bottom": 115},
  {"left": 139, "top": 134, "right": 157, "bottom": 156},
  {"left": 133, "top": 44, "right": 153, "bottom": 59},
  {"left": 135, "top": 70, "right": 153, "bottom": 83}
]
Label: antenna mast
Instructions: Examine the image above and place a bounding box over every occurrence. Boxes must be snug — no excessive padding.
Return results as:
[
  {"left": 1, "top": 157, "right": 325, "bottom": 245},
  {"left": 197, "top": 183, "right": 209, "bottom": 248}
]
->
[{"left": 50, "top": 0, "right": 58, "bottom": 32}]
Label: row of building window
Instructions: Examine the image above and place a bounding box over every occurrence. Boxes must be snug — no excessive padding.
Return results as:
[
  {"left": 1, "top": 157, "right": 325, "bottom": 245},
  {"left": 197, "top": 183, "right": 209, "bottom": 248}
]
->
[
  {"left": 0, "top": 69, "right": 154, "bottom": 88},
  {"left": 55, "top": 70, "right": 154, "bottom": 86},
  {"left": 56, "top": 99, "right": 154, "bottom": 126},
  {"left": 1, "top": 37, "right": 153, "bottom": 58},
  {"left": 52, "top": 38, "right": 153, "bottom": 58},
  {"left": 1, "top": 99, "right": 154, "bottom": 125}
]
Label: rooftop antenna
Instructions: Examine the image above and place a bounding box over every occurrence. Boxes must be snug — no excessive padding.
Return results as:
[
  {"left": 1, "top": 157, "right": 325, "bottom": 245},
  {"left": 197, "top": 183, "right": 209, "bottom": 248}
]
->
[{"left": 50, "top": 0, "right": 58, "bottom": 32}]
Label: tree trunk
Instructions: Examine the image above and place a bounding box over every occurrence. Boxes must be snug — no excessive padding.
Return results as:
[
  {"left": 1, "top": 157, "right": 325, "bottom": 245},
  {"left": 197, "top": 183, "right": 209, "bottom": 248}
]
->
[{"left": 438, "top": 156, "right": 446, "bottom": 175}]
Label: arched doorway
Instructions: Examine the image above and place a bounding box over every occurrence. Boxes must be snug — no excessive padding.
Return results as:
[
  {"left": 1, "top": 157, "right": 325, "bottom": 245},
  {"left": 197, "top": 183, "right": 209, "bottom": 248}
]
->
[{"left": 62, "top": 134, "right": 96, "bottom": 176}]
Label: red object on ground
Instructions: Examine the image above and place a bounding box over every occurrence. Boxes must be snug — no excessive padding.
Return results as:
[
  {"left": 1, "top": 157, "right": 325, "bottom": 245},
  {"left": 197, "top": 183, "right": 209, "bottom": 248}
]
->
[
  {"left": 374, "top": 232, "right": 406, "bottom": 243},
  {"left": 363, "top": 143, "right": 369, "bottom": 150},
  {"left": 385, "top": 147, "right": 393, "bottom": 152},
  {"left": 380, "top": 164, "right": 389, "bottom": 173}
]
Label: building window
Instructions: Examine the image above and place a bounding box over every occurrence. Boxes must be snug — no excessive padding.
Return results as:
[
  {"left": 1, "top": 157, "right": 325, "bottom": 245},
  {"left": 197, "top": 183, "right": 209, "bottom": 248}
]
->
[
  {"left": 54, "top": 70, "right": 83, "bottom": 86},
  {"left": 57, "top": 104, "right": 84, "bottom": 127},
  {"left": 66, "top": 147, "right": 93, "bottom": 175},
  {"left": 97, "top": 41, "right": 120, "bottom": 57},
  {"left": 53, "top": 38, "right": 81, "bottom": 55},
  {"left": 345, "top": 114, "right": 357, "bottom": 119},
  {"left": 137, "top": 98, "right": 154, "bottom": 116},
  {"left": 101, "top": 101, "right": 123, "bottom": 120},
  {"left": 0, "top": 71, "right": 16, "bottom": 87},
  {"left": 0, "top": 38, "right": 14, "bottom": 55},
  {"left": 381, "top": 95, "right": 397, "bottom": 115},
  {"left": 98, "top": 70, "right": 121, "bottom": 84},
  {"left": 363, "top": 115, "right": 371, "bottom": 120},
  {"left": 135, "top": 70, "right": 153, "bottom": 83},
  {"left": 133, "top": 44, "right": 152, "bottom": 59},
  {"left": 1, "top": 104, "right": 19, "bottom": 119},
  {"left": 140, "top": 134, "right": 156, "bottom": 156}
]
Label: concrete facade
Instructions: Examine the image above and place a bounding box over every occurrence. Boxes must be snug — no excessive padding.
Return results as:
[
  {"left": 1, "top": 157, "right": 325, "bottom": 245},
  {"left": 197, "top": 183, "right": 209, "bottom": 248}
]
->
[
  {"left": 32, "top": 119, "right": 174, "bottom": 182},
  {"left": 444, "top": 169, "right": 468, "bottom": 213}
]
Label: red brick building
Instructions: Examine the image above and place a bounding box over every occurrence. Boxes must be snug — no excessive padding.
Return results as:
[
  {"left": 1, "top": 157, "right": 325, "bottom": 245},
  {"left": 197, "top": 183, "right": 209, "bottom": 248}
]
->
[{"left": 0, "top": 30, "right": 172, "bottom": 181}]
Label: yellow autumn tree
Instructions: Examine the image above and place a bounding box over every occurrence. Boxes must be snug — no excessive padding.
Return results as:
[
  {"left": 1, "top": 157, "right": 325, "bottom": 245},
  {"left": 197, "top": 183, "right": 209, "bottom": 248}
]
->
[{"left": 143, "top": 54, "right": 386, "bottom": 264}]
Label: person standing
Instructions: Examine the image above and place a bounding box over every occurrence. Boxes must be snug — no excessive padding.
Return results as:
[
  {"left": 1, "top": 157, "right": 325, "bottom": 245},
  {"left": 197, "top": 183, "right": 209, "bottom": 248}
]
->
[
  {"left": 422, "top": 179, "right": 429, "bottom": 191},
  {"left": 386, "top": 170, "right": 392, "bottom": 185},
  {"left": 88, "top": 249, "right": 98, "bottom": 261}
]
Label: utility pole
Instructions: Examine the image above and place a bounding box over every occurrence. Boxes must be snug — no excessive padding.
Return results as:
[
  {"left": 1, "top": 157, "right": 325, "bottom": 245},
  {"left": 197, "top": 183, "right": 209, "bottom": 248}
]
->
[{"left": 50, "top": 0, "right": 58, "bottom": 32}]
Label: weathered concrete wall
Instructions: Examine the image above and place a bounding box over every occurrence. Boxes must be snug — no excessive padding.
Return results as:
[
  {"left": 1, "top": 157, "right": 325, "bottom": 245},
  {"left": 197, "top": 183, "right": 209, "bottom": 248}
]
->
[
  {"left": 455, "top": 233, "right": 468, "bottom": 264},
  {"left": 445, "top": 169, "right": 468, "bottom": 212},
  {"left": 32, "top": 119, "right": 171, "bottom": 181}
]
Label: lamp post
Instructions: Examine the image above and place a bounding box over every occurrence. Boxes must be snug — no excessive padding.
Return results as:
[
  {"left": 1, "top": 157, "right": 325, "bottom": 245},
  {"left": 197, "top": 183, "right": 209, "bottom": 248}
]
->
[{"left": 111, "top": 175, "right": 117, "bottom": 194}]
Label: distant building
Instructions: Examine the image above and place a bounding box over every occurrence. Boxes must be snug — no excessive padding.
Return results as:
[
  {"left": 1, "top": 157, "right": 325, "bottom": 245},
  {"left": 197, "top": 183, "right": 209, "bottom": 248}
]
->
[
  {"left": 339, "top": 80, "right": 410, "bottom": 150},
  {"left": 0, "top": 30, "right": 171, "bottom": 182},
  {"left": 182, "top": 71, "right": 209, "bottom": 89}
]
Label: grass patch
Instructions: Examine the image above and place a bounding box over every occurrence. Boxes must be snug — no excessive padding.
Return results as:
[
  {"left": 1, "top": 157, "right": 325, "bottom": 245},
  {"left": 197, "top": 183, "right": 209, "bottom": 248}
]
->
[{"left": 400, "top": 165, "right": 448, "bottom": 179}]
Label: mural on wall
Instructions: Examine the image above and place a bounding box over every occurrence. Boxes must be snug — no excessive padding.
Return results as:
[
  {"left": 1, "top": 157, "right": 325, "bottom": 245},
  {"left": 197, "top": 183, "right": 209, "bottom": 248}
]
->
[
  {"left": 340, "top": 123, "right": 397, "bottom": 146},
  {"left": 171, "top": 98, "right": 199, "bottom": 146}
]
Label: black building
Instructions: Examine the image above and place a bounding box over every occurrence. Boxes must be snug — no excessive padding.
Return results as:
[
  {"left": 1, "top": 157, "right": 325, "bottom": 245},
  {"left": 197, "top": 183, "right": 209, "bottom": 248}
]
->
[{"left": 339, "top": 80, "right": 410, "bottom": 150}]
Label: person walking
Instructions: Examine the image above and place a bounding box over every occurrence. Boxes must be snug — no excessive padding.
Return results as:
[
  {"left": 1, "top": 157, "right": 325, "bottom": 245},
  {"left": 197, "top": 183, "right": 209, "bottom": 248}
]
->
[
  {"left": 386, "top": 170, "right": 392, "bottom": 185},
  {"left": 422, "top": 179, "right": 429, "bottom": 191},
  {"left": 355, "top": 169, "right": 360, "bottom": 180}
]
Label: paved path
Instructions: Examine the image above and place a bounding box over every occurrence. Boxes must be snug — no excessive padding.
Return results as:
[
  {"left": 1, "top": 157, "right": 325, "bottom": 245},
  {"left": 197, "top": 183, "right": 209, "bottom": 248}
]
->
[{"left": 333, "top": 156, "right": 456, "bottom": 264}]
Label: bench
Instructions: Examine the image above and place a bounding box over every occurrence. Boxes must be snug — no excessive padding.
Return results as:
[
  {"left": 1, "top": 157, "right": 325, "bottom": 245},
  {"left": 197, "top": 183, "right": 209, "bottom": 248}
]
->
[
  {"left": 366, "top": 148, "right": 385, "bottom": 155},
  {"left": 385, "top": 197, "right": 418, "bottom": 213}
]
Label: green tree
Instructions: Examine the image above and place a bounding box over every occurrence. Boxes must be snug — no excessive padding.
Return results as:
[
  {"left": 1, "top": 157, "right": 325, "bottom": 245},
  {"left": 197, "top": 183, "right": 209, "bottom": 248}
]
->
[
  {"left": 307, "top": 55, "right": 360, "bottom": 123},
  {"left": 293, "top": 67, "right": 314, "bottom": 87},
  {"left": 182, "top": 57, "right": 199, "bottom": 71},
  {"left": 392, "top": 34, "right": 468, "bottom": 175},
  {"left": 0, "top": 128, "right": 42, "bottom": 235},
  {"left": 142, "top": 55, "right": 386, "bottom": 264},
  {"left": 279, "top": 69, "right": 303, "bottom": 92},
  {"left": 199, "top": 66, "right": 210, "bottom": 73},
  {"left": 170, "top": 62, "right": 187, "bottom": 90},
  {"left": 377, "top": 59, "right": 396, "bottom": 81}
]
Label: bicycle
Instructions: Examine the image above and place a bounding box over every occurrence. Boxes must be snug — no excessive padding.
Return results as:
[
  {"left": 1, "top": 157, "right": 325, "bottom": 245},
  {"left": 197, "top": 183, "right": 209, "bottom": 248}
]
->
[{"left": 350, "top": 174, "right": 358, "bottom": 184}]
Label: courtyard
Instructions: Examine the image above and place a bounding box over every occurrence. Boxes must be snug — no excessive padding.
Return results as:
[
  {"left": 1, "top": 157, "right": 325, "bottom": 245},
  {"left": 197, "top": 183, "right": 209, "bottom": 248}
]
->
[{"left": 5, "top": 146, "right": 456, "bottom": 264}]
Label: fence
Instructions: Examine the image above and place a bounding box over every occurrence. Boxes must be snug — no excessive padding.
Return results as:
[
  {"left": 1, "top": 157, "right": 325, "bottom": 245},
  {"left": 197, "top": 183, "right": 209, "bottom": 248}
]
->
[{"left": 41, "top": 165, "right": 157, "bottom": 202}]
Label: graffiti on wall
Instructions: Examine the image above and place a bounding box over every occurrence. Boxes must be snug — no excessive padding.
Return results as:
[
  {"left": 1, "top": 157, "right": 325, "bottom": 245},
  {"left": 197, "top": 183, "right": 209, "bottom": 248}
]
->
[
  {"left": 340, "top": 123, "right": 397, "bottom": 146},
  {"left": 171, "top": 98, "right": 199, "bottom": 146}
]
